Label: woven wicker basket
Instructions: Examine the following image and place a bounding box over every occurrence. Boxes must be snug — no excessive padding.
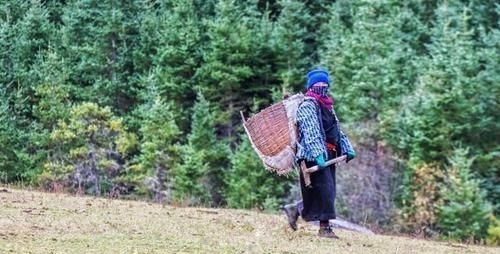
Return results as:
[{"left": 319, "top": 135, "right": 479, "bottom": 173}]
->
[{"left": 241, "top": 93, "right": 304, "bottom": 175}]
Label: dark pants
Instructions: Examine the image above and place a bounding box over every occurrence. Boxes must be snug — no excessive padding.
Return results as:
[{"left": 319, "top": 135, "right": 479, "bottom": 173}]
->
[{"left": 296, "top": 153, "right": 337, "bottom": 222}]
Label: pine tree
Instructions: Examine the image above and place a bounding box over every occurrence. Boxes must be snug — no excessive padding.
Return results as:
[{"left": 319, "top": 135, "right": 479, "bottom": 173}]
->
[
  {"left": 322, "top": 1, "right": 420, "bottom": 227},
  {"left": 152, "top": 0, "right": 203, "bottom": 128},
  {"left": 131, "top": 85, "right": 181, "bottom": 202},
  {"left": 437, "top": 148, "right": 492, "bottom": 242},
  {"left": 400, "top": 162, "right": 443, "bottom": 237},
  {"left": 26, "top": 48, "right": 74, "bottom": 183},
  {"left": 0, "top": 1, "right": 55, "bottom": 183},
  {"left": 0, "top": 0, "right": 54, "bottom": 121},
  {"left": 272, "top": 0, "right": 310, "bottom": 92},
  {"left": 0, "top": 0, "right": 54, "bottom": 91},
  {"left": 59, "top": 0, "right": 142, "bottom": 112},
  {"left": 195, "top": 0, "right": 276, "bottom": 139},
  {"left": 172, "top": 93, "right": 230, "bottom": 206},
  {"left": 323, "top": 2, "right": 417, "bottom": 124},
  {"left": 388, "top": 2, "right": 500, "bottom": 230},
  {"left": 225, "top": 133, "right": 291, "bottom": 210},
  {"left": 473, "top": 10, "right": 500, "bottom": 212},
  {"left": 32, "top": 49, "right": 71, "bottom": 129},
  {"left": 302, "top": 0, "right": 335, "bottom": 63},
  {"left": 0, "top": 88, "right": 20, "bottom": 182},
  {"left": 388, "top": 2, "right": 499, "bottom": 164}
]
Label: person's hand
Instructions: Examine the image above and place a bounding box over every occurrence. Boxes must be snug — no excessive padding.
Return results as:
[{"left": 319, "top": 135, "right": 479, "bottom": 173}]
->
[
  {"left": 346, "top": 151, "right": 356, "bottom": 163},
  {"left": 315, "top": 154, "right": 327, "bottom": 169}
]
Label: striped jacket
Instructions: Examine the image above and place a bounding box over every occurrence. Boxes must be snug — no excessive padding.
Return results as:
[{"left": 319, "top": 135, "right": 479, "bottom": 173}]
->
[{"left": 295, "top": 97, "right": 336, "bottom": 162}]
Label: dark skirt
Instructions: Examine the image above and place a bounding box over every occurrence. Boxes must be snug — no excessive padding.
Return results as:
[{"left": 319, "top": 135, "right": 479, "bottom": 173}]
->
[{"left": 298, "top": 153, "right": 337, "bottom": 222}]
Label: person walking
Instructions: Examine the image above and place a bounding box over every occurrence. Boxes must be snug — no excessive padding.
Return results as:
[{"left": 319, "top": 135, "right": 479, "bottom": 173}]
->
[{"left": 283, "top": 69, "right": 355, "bottom": 238}]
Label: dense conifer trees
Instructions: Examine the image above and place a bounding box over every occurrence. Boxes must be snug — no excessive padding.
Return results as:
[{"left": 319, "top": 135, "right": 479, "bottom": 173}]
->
[{"left": 0, "top": 0, "right": 498, "bottom": 242}]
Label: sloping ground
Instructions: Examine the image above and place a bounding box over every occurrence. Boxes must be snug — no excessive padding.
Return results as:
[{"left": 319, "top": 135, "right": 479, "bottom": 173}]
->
[{"left": 0, "top": 188, "right": 497, "bottom": 254}]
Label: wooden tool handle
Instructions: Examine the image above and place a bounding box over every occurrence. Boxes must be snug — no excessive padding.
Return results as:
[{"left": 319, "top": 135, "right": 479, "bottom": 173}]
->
[
  {"left": 305, "top": 155, "right": 347, "bottom": 173},
  {"left": 300, "top": 155, "right": 347, "bottom": 187}
]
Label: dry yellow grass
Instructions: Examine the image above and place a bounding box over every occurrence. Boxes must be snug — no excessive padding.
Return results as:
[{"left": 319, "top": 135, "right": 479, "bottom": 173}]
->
[{"left": 0, "top": 188, "right": 498, "bottom": 254}]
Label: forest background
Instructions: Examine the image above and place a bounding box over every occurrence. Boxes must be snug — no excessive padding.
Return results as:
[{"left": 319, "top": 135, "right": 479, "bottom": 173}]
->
[{"left": 0, "top": 0, "right": 498, "bottom": 245}]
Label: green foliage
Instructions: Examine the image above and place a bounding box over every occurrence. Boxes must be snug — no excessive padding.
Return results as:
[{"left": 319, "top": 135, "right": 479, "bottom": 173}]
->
[
  {"left": 301, "top": 0, "right": 334, "bottom": 63},
  {"left": 32, "top": 49, "right": 72, "bottom": 128},
  {"left": 138, "top": 0, "right": 203, "bottom": 130},
  {"left": 0, "top": 0, "right": 498, "bottom": 241},
  {"left": 172, "top": 93, "right": 230, "bottom": 206},
  {"left": 487, "top": 216, "right": 500, "bottom": 246},
  {"left": 130, "top": 86, "right": 181, "bottom": 202},
  {"left": 42, "top": 102, "right": 137, "bottom": 195},
  {"left": 323, "top": 2, "right": 417, "bottom": 125},
  {"left": 0, "top": 2, "right": 55, "bottom": 180},
  {"left": 387, "top": 3, "right": 500, "bottom": 222},
  {"left": 196, "top": 0, "right": 257, "bottom": 102},
  {"left": 138, "top": 0, "right": 202, "bottom": 96},
  {"left": 225, "top": 133, "right": 291, "bottom": 210},
  {"left": 60, "top": 0, "right": 141, "bottom": 111},
  {"left": 323, "top": 2, "right": 421, "bottom": 230},
  {"left": 389, "top": 1, "right": 499, "bottom": 162},
  {"left": 272, "top": 0, "right": 309, "bottom": 91},
  {"left": 474, "top": 23, "right": 500, "bottom": 211},
  {"left": 155, "top": 0, "right": 202, "bottom": 93},
  {"left": 0, "top": 89, "right": 20, "bottom": 182},
  {"left": 437, "top": 148, "right": 493, "bottom": 242},
  {"left": 0, "top": 1, "right": 54, "bottom": 119},
  {"left": 195, "top": 0, "right": 279, "bottom": 139},
  {"left": 400, "top": 162, "right": 443, "bottom": 236}
]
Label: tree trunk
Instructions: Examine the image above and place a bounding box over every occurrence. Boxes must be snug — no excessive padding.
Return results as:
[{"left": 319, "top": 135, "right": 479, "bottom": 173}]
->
[
  {"left": 154, "top": 160, "right": 166, "bottom": 202},
  {"left": 90, "top": 144, "right": 100, "bottom": 196}
]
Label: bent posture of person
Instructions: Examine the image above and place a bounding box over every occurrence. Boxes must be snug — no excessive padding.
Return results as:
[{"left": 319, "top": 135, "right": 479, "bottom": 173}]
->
[{"left": 283, "top": 69, "right": 355, "bottom": 238}]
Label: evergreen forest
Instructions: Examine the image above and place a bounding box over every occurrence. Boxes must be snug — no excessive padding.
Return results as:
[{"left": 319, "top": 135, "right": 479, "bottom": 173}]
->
[{"left": 0, "top": 0, "right": 498, "bottom": 244}]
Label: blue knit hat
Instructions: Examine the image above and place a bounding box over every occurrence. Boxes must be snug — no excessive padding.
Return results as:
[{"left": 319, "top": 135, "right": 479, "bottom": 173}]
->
[{"left": 306, "top": 69, "right": 330, "bottom": 89}]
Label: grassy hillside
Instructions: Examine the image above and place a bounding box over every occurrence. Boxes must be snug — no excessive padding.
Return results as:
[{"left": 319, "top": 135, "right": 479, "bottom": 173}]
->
[{"left": 0, "top": 188, "right": 498, "bottom": 254}]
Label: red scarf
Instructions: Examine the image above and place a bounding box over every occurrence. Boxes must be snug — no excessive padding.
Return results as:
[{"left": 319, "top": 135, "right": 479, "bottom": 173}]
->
[{"left": 305, "top": 90, "right": 334, "bottom": 109}]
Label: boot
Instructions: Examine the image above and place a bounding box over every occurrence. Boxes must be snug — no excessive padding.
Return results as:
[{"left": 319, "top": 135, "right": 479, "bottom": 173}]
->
[
  {"left": 318, "top": 225, "right": 339, "bottom": 239},
  {"left": 282, "top": 204, "right": 299, "bottom": 231}
]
